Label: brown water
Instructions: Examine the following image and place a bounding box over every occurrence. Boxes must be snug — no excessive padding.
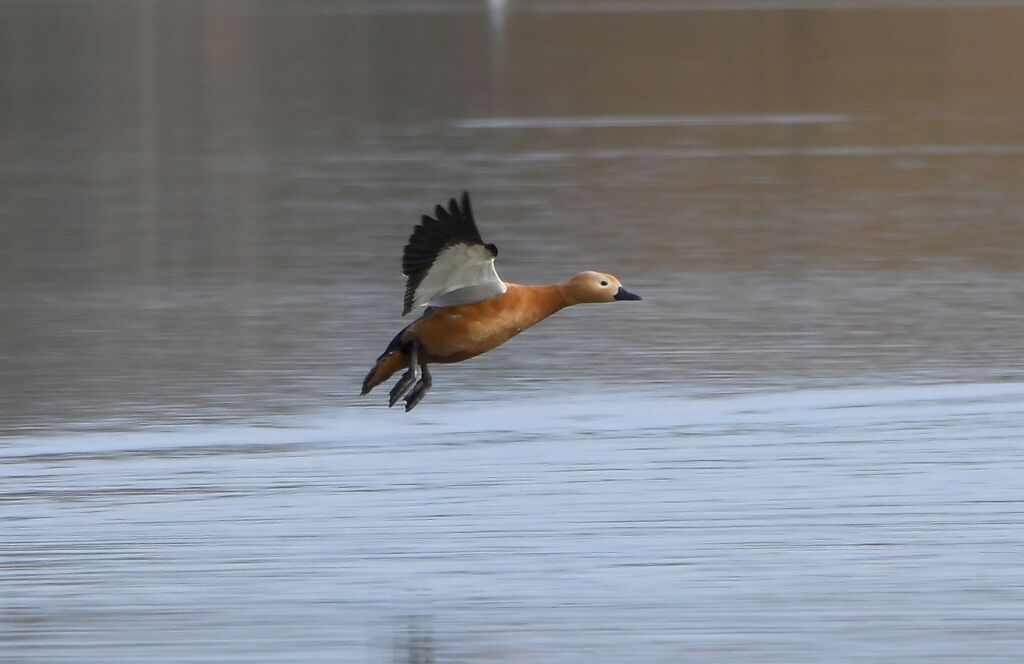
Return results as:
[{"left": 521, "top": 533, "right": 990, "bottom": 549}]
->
[{"left": 2, "top": 1, "right": 1024, "bottom": 661}]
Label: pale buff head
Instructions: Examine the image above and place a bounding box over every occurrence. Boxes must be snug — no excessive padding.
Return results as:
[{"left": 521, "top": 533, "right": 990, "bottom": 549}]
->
[{"left": 558, "top": 271, "right": 642, "bottom": 305}]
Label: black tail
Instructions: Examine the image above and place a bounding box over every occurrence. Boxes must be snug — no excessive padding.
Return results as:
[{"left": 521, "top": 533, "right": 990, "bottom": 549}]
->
[{"left": 361, "top": 325, "right": 412, "bottom": 395}]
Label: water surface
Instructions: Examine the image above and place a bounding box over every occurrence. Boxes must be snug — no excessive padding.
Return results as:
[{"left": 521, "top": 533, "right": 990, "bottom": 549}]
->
[{"left": 2, "top": 1, "right": 1024, "bottom": 661}]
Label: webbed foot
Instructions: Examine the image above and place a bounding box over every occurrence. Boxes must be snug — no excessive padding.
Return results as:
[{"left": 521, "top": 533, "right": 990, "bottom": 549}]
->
[
  {"left": 388, "top": 342, "right": 421, "bottom": 407},
  {"left": 388, "top": 369, "right": 417, "bottom": 407},
  {"left": 403, "top": 365, "right": 432, "bottom": 412}
]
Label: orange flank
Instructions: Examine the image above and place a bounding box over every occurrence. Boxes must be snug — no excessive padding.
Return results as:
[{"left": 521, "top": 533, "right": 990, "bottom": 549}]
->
[
  {"left": 414, "top": 284, "right": 566, "bottom": 364},
  {"left": 362, "top": 193, "right": 641, "bottom": 411}
]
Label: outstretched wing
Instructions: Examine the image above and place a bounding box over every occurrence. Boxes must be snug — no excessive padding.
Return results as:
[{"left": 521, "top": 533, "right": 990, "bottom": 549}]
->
[{"left": 401, "top": 192, "right": 506, "bottom": 315}]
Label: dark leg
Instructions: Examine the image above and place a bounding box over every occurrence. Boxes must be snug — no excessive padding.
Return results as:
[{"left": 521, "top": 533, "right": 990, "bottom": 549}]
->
[
  {"left": 388, "top": 342, "right": 421, "bottom": 407},
  {"left": 404, "top": 364, "right": 432, "bottom": 412}
]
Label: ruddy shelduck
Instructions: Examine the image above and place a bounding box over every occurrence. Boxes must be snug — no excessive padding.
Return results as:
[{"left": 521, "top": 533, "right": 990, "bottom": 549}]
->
[{"left": 362, "top": 192, "right": 641, "bottom": 411}]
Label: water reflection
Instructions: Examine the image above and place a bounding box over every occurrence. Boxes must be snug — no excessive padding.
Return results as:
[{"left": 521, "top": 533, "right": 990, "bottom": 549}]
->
[{"left": 393, "top": 615, "right": 435, "bottom": 664}]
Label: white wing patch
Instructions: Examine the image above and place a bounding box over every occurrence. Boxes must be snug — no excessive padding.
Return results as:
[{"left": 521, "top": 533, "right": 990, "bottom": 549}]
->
[{"left": 409, "top": 243, "right": 507, "bottom": 311}]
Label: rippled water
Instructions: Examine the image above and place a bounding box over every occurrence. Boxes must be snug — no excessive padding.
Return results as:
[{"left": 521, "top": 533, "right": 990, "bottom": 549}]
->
[
  {"left": 3, "top": 1, "right": 1024, "bottom": 661},
  {"left": 5, "top": 384, "right": 1024, "bottom": 662}
]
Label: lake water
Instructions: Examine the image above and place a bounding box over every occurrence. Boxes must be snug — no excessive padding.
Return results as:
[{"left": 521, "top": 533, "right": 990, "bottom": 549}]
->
[{"left": 2, "top": 1, "right": 1024, "bottom": 661}]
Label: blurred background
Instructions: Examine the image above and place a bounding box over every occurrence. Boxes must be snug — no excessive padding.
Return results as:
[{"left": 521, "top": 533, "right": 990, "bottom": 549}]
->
[
  {"left": 3, "top": 1, "right": 1024, "bottom": 662},
  {"left": 3, "top": 0, "right": 1023, "bottom": 432}
]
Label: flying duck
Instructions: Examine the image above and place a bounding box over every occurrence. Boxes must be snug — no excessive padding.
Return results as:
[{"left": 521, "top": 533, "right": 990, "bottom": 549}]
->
[{"left": 361, "top": 192, "right": 641, "bottom": 411}]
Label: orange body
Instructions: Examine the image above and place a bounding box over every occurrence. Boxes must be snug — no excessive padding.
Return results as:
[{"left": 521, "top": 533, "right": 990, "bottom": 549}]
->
[
  {"left": 362, "top": 268, "right": 640, "bottom": 407},
  {"left": 365, "top": 284, "right": 566, "bottom": 388},
  {"left": 415, "top": 284, "right": 566, "bottom": 363}
]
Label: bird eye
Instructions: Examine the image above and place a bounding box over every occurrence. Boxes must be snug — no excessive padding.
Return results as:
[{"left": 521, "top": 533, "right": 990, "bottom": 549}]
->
[{"left": 600, "top": 280, "right": 608, "bottom": 286}]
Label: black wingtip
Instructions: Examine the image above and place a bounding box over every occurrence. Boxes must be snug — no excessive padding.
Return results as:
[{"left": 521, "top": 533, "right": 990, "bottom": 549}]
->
[{"left": 400, "top": 192, "right": 493, "bottom": 313}]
